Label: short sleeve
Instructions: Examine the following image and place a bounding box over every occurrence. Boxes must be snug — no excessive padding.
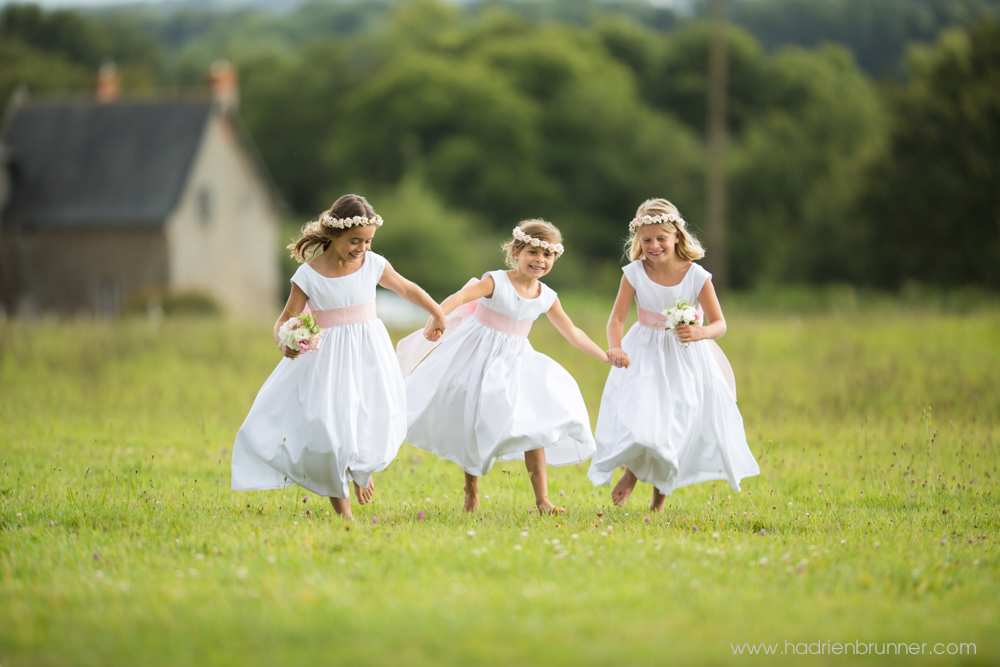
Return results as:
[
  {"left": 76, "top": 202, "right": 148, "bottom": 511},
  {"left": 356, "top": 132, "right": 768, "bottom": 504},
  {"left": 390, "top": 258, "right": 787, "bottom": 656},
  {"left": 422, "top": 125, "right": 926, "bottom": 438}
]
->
[
  {"left": 621, "top": 260, "right": 642, "bottom": 289},
  {"left": 690, "top": 263, "right": 712, "bottom": 295},
  {"left": 290, "top": 264, "right": 311, "bottom": 297},
  {"left": 366, "top": 251, "right": 387, "bottom": 281},
  {"left": 540, "top": 283, "right": 558, "bottom": 311}
]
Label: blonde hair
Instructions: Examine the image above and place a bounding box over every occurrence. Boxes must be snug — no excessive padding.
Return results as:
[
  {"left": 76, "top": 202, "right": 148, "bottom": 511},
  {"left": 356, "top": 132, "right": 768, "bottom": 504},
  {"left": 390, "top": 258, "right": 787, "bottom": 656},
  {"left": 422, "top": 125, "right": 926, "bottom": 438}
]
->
[
  {"left": 501, "top": 219, "right": 563, "bottom": 268},
  {"left": 289, "top": 194, "right": 377, "bottom": 262},
  {"left": 625, "top": 198, "right": 705, "bottom": 262}
]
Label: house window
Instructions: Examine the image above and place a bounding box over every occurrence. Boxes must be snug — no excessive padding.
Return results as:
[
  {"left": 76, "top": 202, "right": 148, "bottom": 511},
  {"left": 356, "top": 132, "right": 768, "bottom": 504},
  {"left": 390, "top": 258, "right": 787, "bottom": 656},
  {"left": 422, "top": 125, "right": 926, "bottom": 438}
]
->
[{"left": 198, "top": 186, "right": 213, "bottom": 227}]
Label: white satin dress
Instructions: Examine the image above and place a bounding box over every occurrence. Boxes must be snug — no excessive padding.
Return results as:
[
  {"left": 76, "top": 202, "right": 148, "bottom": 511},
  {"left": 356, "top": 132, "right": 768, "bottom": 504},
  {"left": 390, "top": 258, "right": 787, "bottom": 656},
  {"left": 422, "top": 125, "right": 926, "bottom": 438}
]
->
[
  {"left": 588, "top": 260, "right": 759, "bottom": 495},
  {"left": 231, "top": 252, "right": 406, "bottom": 498},
  {"left": 403, "top": 270, "right": 596, "bottom": 476}
]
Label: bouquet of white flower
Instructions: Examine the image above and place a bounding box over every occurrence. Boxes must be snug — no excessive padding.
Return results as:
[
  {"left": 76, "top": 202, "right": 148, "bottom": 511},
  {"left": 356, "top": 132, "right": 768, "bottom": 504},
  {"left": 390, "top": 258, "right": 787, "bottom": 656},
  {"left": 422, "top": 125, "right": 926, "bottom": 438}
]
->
[
  {"left": 661, "top": 298, "right": 704, "bottom": 349},
  {"left": 278, "top": 312, "right": 323, "bottom": 356}
]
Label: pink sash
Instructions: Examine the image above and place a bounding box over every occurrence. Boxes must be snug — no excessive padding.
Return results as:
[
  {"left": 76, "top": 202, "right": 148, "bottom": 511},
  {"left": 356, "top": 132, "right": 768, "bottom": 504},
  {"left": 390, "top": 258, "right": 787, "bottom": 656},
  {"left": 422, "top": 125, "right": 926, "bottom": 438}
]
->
[
  {"left": 312, "top": 302, "right": 376, "bottom": 328},
  {"left": 472, "top": 303, "right": 532, "bottom": 338},
  {"left": 634, "top": 305, "right": 738, "bottom": 401},
  {"left": 637, "top": 306, "right": 667, "bottom": 329}
]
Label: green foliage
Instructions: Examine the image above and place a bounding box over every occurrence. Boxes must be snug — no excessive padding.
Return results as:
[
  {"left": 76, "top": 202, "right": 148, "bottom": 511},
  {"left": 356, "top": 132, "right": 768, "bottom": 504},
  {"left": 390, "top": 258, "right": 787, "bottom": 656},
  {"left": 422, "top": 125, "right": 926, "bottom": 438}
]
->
[
  {"left": 367, "top": 174, "right": 501, "bottom": 301},
  {"left": 725, "top": 0, "right": 1000, "bottom": 75},
  {"left": 728, "top": 45, "right": 888, "bottom": 286},
  {"left": 1, "top": 305, "right": 998, "bottom": 665},
  {"left": 865, "top": 18, "right": 1000, "bottom": 288}
]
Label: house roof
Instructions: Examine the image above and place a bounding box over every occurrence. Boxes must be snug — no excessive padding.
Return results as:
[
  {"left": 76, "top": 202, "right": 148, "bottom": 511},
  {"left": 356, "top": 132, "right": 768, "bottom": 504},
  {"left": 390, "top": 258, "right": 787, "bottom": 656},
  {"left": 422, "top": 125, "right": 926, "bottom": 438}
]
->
[{"left": 2, "top": 99, "right": 213, "bottom": 229}]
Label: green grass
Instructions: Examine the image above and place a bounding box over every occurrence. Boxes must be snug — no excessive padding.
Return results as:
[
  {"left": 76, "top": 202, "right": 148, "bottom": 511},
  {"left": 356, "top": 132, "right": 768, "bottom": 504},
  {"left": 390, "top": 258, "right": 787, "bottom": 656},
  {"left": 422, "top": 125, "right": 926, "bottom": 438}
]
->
[{"left": 1, "top": 300, "right": 998, "bottom": 666}]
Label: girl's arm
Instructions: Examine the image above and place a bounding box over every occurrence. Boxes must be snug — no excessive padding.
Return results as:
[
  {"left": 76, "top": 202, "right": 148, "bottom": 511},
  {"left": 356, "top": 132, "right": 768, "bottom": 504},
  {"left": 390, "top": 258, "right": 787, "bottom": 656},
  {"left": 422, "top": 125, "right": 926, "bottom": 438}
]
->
[
  {"left": 545, "top": 298, "right": 611, "bottom": 365},
  {"left": 606, "top": 275, "right": 635, "bottom": 368},
  {"left": 417, "top": 276, "right": 496, "bottom": 340},
  {"left": 675, "top": 278, "right": 727, "bottom": 343},
  {"left": 378, "top": 261, "right": 448, "bottom": 341},
  {"left": 274, "top": 283, "right": 308, "bottom": 358}
]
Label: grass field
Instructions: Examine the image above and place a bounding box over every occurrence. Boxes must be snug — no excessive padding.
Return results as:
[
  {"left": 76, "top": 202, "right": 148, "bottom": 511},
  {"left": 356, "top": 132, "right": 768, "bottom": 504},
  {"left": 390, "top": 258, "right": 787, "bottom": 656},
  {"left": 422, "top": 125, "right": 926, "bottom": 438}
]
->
[{"left": 1, "top": 297, "right": 998, "bottom": 666}]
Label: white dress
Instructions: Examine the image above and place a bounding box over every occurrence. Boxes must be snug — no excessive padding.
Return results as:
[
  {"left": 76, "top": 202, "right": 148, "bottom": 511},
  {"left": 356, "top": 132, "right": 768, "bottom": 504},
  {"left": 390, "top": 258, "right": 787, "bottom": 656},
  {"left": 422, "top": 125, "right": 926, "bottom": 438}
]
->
[
  {"left": 404, "top": 270, "right": 596, "bottom": 476},
  {"left": 231, "top": 252, "right": 406, "bottom": 498},
  {"left": 588, "top": 260, "right": 759, "bottom": 495}
]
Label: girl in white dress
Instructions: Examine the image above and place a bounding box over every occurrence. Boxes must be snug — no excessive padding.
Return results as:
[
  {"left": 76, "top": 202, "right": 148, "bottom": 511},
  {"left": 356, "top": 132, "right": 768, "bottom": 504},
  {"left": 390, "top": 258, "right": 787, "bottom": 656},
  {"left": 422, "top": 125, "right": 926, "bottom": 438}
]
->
[
  {"left": 400, "top": 220, "right": 620, "bottom": 514},
  {"left": 231, "top": 194, "right": 446, "bottom": 520},
  {"left": 588, "top": 198, "right": 759, "bottom": 511}
]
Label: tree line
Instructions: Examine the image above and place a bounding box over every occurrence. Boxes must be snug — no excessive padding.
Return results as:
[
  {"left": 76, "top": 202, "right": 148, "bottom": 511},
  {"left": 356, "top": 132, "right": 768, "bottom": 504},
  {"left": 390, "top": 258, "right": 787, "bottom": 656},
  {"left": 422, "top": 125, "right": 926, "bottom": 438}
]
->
[{"left": 2, "top": 0, "right": 998, "bottom": 295}]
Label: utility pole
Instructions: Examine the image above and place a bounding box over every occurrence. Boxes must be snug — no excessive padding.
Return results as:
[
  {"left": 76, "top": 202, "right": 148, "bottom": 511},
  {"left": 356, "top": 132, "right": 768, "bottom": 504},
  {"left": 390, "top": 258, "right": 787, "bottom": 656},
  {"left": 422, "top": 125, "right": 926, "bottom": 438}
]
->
[{"left": 706, "top": 0, "right": 729, "bottom": 289}]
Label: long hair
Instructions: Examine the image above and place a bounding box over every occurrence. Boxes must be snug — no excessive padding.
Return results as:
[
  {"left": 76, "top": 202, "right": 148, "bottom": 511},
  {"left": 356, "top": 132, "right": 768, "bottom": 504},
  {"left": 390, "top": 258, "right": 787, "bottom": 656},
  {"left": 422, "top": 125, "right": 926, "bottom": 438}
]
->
[
  {"left": 288, "top": 194, "right": 377, "bottom": 262},
  {"left": 626, "top": 198, "right": 705, "bottom": 262}
]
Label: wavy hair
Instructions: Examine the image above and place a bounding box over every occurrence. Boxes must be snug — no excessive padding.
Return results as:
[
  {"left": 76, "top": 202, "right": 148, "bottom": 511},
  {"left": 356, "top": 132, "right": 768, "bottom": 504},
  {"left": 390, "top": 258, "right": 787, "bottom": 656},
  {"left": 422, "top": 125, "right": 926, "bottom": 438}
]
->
[
  {"left": 626, "top": 198, "right": 705, "bottom": 262},
  {"left": 288, "top": 194, "right": 377, "bottom": 262}
]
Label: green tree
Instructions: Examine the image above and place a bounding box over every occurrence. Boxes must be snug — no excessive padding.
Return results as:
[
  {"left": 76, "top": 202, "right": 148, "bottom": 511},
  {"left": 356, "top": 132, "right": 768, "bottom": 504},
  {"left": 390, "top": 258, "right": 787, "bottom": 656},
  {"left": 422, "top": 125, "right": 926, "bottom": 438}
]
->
[
  {"left": 865, "top": 19, "right": 1000, "bottom": 288},
  {"left": 729, "top": 45, "right": 888, "bottom": 286}
]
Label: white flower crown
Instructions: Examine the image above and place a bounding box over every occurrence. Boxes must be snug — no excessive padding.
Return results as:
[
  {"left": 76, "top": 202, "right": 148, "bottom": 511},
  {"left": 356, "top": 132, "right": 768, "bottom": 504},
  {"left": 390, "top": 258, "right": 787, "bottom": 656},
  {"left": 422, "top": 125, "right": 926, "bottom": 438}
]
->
[
  {"left": 320, "top": 214, "right": 384, "bottom": 230},
  {"left": 629, "top": 213, "right": 685, "bottom": 235},
  {"left": 512, "top": 226, "right": 565, "bottom": 255}
]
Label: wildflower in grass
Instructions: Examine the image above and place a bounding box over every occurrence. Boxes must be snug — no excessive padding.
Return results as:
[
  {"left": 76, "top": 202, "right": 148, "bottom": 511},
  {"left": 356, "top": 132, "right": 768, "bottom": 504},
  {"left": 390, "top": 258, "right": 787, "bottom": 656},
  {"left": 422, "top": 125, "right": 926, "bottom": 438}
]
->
[
  {"left": 305, "top": 510, "right": 312, "bottom": 516},
  {"left": 467, "top": 530, "right": 476, "bottom": 538},
  {"left": 417, "top": 511, "right": 425, "bottom": 520},
  {"left": 644, "top": 516, "right": 651, "bottom": 522},
  {"left": 302, "top": 496, "right": 308, "bottom": 503},
  {"left": 93, "top": 552, "right": 99, "bottom": 560},
  {"left": 759, "top": 529, "right": 766, "bottom": 536},
  {"left": 371, "top": 516, "right": 379, "bottom": 523}
]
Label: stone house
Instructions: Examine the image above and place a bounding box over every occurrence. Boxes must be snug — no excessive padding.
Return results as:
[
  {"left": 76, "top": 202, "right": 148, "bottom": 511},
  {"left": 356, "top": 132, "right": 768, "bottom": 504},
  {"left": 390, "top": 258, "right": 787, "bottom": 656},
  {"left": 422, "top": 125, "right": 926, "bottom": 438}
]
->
[{"left": 0, "top": 62, "right": 283, "bottom": 319}]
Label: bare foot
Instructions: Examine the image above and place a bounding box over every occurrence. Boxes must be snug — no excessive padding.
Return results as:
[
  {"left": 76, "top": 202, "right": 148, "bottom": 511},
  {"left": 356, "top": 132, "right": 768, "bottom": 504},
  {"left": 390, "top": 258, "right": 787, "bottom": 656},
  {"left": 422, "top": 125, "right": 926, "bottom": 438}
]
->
[
  {"left": 536, "top": 499, "right": 566, "bottom": 515},
  {"left": 353, "top": 477, "right": 375, "bottom": 505},
  {"left": 463, "top": 473, "right": 479, "bottom": 512},
  {"left": 612, "top": 468, "right": 638, "bottom": 507},
  {"left": 329, "top": 496, "right": 353, "bottom": 520},
  {"left": 650, "top": 487, "right": 667, "bottom": 513}
]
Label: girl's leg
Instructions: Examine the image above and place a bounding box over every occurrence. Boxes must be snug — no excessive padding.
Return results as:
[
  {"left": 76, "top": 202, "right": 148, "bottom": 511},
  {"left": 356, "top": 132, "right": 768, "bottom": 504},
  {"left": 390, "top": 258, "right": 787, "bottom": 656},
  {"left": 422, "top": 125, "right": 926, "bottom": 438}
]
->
[
  {"left": 329, "top": 496, "right": 353, "bottom": 520},
  {"left": 612, "top": 467, "right": 638, "bottom": 507},
  {"left": 353, "top": 478, "right": 375, "bottom": 505},
  {"left": 463, "top": 472, "right": 480, "bottom": 512},
  {"left": 650, "top": 486, "right": 667, "bottom": 513},
  {"left": 523, "top": 448, "right": 565, "bottom": 515}
]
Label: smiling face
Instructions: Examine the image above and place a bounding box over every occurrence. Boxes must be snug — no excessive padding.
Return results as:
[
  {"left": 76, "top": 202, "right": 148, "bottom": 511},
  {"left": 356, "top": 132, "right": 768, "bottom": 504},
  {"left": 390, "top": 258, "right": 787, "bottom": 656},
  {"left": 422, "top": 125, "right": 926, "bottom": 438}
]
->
[
  {"left": 638, "top": 224, "right": 678, "bottom": 264},
  {"left": 513, "top": 244, "right": 556, "bottom": 279},
  {"left": 330, "top": 225, "right": 377, "bottom": 263}
]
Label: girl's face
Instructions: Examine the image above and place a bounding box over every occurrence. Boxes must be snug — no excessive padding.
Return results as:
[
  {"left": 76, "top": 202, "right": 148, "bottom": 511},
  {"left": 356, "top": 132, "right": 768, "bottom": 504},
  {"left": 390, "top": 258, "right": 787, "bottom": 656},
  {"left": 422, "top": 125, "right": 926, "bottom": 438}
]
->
[
  {"left": 513, "top": 244, "right": 556, "bottom": 279},
  {"left": 331, "top": 225, "right": 376, "bottom": 263},
  {"left": 639, "top": 224, "right": 677, "bottom": 264}
]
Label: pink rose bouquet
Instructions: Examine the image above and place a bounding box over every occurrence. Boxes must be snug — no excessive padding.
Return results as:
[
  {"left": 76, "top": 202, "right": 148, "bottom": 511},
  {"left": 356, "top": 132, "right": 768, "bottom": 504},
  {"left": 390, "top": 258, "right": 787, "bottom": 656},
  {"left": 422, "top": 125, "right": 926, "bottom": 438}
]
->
[{"left": 278, "top": 312, "right": 323, "bottom": 356}]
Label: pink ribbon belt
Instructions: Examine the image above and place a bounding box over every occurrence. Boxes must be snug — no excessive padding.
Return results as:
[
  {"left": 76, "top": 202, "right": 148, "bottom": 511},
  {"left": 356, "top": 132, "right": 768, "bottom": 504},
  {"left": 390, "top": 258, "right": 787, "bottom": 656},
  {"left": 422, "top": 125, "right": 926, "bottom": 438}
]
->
[
  {"left": 312, "top": 302, "right": 377, "bottom": 328},
  {"left": 472, "top": 303, "right": 532, "bottom": 338},
  {"left": 637, "top": 306, "right": 667, "bottom": 329}
]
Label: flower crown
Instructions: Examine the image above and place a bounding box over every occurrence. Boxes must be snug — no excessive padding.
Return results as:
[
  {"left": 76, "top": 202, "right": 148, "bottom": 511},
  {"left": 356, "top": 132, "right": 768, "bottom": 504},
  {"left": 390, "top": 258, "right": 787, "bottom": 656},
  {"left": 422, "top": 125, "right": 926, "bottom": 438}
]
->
[
  {"left": 629, "top": 213, "right": 685, "bottom": 235},
  {"left": 320, "top": 214, "right": 384, "bottom": 230},
  {"left": 512, "top": 226, "right": 564, "bottom": 255}
]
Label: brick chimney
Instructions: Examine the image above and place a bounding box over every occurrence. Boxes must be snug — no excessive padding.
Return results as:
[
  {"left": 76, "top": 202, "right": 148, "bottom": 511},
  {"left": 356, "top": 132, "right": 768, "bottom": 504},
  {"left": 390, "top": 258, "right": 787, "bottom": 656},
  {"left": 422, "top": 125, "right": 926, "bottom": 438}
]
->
[
  {"left": 95, "top": 60, "right": 120, "bottom": 103},
  {"left": 207, "top": 60, "right": 239, "bottom": 113}
]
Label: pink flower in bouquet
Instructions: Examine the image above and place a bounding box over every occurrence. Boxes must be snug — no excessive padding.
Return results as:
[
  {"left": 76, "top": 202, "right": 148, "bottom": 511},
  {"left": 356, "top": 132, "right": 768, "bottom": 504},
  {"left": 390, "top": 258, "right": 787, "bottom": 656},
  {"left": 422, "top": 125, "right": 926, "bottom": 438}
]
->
[{"left": 278, "top": 313, "right": 323, "bottom": 356}]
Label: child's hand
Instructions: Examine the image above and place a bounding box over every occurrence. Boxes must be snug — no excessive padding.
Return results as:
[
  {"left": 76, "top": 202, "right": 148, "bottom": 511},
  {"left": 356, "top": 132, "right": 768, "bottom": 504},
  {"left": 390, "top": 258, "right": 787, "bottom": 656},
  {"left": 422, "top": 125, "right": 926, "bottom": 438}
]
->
[
  {"left": 674, "top": 324, "right": 702, "bottom": 345},
  {"left": 608, "top": 348, "right": 630, "bottom": 368},
  {"left": 281, "top": 343, "right": 300, "bottom": 359},
  {"left": 423, "top": 314, "right": 446, "bottom": 342}
]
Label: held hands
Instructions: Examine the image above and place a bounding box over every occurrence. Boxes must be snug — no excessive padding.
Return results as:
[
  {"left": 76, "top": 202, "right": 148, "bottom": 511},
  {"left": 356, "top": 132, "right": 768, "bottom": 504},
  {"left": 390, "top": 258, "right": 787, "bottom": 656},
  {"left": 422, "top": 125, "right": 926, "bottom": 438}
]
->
[
  {"left": 280, "top": 343, "right": 301, "bottom": 359},
  {"left": 607, "top": 348, "right": 631, "bottom": 368},
  {"left": 423, "top": 313, "right": 447, "bottom": 342}
]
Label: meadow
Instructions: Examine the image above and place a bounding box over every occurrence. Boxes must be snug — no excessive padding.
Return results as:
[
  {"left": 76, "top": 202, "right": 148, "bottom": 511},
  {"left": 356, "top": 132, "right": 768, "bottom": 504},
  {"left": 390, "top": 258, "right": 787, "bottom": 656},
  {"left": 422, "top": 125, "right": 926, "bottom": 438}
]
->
[{"left": 1, "top": 295, "right": 998, "bottom": 666}]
